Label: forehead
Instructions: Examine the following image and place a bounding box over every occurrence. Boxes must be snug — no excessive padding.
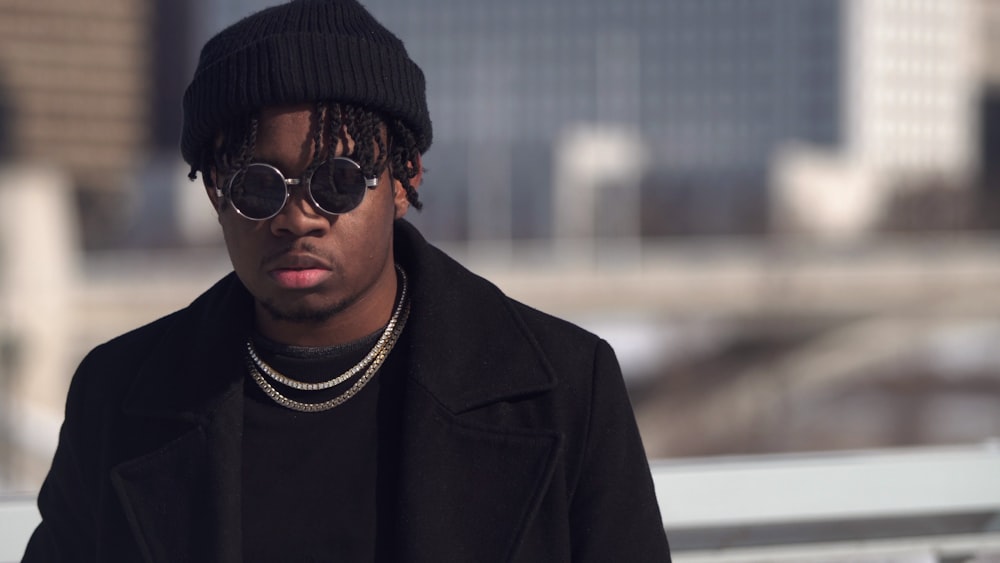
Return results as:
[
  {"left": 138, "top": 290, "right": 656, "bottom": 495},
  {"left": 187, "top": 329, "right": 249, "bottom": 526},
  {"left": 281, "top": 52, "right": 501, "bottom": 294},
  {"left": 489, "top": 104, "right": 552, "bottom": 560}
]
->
[
  {"left": 252, "top": 104, "right": 379, "bottom": 165},
  {"left": 253, "top": 104, "right": 320, "bottom": 165},
  {"left": 255, "top": 105, "right": 315, "bottom": 157},
  {"left": 257, "top": 104, "right": 315, "bottom": 137}
]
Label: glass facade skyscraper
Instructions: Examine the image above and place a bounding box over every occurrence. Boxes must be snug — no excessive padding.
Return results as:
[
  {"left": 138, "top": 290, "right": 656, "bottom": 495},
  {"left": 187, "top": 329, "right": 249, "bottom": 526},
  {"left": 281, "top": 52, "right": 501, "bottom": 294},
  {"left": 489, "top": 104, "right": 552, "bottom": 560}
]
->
[{"left": 192, "top": 0, "right": 974, "bottom": 240}]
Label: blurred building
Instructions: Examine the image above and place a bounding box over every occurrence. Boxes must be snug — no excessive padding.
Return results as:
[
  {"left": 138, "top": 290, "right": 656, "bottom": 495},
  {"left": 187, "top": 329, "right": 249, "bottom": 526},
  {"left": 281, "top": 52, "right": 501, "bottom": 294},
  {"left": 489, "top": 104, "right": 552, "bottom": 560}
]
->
[
  {"left": 845, "top": 0, "right": 977, "bottom": 177},
  {"left": 0, "top": 0, "right": 151, "bottom": 246},
  {"left": 775, "top": 0, "right": 979, "bottom": 239}
]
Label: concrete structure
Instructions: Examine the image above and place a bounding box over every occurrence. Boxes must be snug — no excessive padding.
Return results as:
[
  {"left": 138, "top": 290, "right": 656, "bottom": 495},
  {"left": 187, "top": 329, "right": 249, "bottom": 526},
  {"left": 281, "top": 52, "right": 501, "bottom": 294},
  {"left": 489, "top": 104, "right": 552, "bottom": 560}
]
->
[
  {"left": 552, "top": 124, "right": 646, "bottom": 263},
  {"left": 0, "top": 166, "right": 79, "bottom": 490},
  {"left": 772, "top": 144, "right": 883, "bottom": 239}
]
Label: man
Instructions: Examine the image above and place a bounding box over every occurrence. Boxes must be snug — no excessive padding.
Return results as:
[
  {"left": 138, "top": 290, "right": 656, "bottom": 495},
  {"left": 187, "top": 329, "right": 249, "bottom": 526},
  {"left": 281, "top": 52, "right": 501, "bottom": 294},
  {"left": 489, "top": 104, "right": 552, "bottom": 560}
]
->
[{"left": 24, "top": 0, "right": 671, "bottom": 561}]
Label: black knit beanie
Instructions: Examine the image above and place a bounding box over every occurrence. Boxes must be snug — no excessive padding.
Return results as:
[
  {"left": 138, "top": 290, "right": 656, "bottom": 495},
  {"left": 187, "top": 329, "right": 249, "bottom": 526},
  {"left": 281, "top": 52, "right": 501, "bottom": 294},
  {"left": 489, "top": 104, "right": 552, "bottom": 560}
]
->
[{"left": 181, "top": 0, "right": 432, "bottom": 168}]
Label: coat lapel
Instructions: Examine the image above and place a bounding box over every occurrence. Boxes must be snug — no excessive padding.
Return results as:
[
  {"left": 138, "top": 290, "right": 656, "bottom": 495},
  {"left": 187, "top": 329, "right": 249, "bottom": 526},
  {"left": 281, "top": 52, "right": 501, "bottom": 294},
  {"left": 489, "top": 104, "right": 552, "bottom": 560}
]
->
[
  {"left": 110, "top": 275, "right": 253, "bottom": 563},
  {"left": 396, "top": 390, "right": 562, "bottom": 563},
  {"left": 394, "top": 221, "right": 562, "bottom": 562},
  {"left": 111, "top": 383, "right": 244, "bottom": 563}
]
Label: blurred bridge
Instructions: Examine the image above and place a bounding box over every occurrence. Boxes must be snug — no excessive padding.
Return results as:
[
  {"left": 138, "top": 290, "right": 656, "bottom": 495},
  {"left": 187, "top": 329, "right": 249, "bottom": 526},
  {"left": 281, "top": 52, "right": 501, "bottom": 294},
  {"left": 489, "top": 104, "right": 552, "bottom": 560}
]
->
[
  {"left": 6, "top": 232, "right": 1000, "bottom": 481},
  {"left": 71, "top": 232, "right": 1000, "bottom": 354}
]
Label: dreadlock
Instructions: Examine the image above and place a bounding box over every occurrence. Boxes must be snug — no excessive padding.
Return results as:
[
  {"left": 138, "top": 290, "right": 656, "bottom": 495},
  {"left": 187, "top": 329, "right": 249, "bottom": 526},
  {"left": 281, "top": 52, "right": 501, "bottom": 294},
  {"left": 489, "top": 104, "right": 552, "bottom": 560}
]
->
[{"left": 188, "top": 102, "right": 423, "bottom": 211}]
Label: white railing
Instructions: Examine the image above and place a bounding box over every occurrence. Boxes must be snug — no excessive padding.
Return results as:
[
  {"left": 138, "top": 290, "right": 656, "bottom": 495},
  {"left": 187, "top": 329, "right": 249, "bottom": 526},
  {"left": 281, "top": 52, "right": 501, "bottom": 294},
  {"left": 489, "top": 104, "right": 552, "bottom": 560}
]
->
[
  {"left": 3, "top": 443, "right": 1000, "bottom": 562},
  {"left": 655, "top": 442, "right": 1000, "bottom": 562},
  {"left": 0, "top": 494, "right": 38, "bottom": 563}
]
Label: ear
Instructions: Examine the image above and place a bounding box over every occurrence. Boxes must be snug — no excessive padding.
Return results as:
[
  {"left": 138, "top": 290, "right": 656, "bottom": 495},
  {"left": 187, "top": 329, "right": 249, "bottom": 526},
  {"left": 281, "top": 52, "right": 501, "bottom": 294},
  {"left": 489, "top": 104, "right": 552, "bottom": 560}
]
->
[{"left": 392, "top": 153, "right": 423, "bottom": 220}]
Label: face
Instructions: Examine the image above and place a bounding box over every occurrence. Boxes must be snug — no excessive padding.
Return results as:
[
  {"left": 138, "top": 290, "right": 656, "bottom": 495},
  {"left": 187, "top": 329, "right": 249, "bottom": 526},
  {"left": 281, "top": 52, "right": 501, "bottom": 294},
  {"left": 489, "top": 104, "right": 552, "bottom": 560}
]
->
[{"left": 207, "top": 104, "right": 418, "bottom": 345}]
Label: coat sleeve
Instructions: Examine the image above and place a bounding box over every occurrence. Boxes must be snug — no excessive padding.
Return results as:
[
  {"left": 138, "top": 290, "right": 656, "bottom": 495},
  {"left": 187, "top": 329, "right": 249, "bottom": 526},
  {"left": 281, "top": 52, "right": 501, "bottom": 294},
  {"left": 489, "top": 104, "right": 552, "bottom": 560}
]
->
[
  {"left": 21, "top": 353, "right": 101, "bottom": 562},
  {"left": 568, "top": 339, "right": 671, "bottom": 562}
]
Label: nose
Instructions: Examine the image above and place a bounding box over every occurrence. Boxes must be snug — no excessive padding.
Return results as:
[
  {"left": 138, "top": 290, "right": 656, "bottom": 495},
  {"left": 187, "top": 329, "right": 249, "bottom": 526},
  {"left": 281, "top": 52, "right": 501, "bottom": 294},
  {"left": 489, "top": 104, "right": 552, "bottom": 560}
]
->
[{"left": 268, "top": 187, "right": 330, "bottom": 237}]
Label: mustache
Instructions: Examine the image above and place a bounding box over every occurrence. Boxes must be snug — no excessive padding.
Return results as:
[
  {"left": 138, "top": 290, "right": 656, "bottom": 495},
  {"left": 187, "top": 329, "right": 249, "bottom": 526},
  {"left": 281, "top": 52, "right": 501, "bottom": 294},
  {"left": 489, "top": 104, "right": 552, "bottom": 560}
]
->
[{"left": 260, "top": 242, "right": 333, "bottom": 268}]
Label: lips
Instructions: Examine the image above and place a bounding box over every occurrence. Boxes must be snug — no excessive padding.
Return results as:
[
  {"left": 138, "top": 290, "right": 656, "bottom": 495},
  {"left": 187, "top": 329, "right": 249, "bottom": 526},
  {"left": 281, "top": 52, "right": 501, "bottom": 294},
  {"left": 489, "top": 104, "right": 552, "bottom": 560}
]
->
[
  {"left": 270, "top": 268, "right": 331, "bottom": 289},
  {"left": 264, "top": 252, "right": 333, "bottom": 290}
]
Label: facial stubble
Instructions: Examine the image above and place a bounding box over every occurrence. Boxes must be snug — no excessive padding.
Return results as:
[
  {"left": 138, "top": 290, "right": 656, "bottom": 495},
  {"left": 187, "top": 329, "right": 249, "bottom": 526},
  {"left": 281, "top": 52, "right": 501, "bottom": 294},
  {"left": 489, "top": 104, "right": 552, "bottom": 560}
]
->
[{"left": 257, "top": 291, "right": 357, "bottom": 325}]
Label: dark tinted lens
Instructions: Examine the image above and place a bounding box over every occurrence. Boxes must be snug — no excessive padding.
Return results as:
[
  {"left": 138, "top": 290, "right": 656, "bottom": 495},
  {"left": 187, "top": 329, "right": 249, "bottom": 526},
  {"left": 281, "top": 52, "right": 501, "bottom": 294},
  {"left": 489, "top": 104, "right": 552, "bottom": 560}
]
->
[
  {"left": 230, "top": 164, "right": 287, "bottom": 219},
  {"left": 309, "top": 158, "right": 368, "bottom": 214}
]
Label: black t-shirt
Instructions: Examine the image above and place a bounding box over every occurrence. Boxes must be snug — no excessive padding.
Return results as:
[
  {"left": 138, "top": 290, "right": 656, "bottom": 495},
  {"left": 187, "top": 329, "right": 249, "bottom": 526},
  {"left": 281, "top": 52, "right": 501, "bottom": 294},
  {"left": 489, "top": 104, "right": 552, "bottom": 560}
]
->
[{"left": 241, "top": 331, "right": 404, "bottom": 562}]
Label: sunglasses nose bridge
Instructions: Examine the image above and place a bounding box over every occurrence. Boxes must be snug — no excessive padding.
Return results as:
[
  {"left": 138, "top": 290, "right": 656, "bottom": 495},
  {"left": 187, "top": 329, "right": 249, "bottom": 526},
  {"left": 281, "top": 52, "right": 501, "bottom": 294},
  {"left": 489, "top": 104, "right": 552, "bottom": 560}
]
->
[
  {"left": 278, "top": 175, "right": 323, "bottom": 217},
  {"left": 279, "top": 175, "right": 311, "bottom": 206},
  {"left": 288, "top": 175, "right": 322, "bottom": 208}
]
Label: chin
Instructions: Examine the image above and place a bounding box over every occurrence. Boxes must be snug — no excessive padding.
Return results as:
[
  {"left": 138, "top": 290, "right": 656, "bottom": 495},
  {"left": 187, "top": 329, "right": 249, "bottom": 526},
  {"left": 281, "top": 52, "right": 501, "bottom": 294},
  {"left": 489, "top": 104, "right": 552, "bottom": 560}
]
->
[{"left": 259, "top": 295, "right": 351, "bottom": 324}]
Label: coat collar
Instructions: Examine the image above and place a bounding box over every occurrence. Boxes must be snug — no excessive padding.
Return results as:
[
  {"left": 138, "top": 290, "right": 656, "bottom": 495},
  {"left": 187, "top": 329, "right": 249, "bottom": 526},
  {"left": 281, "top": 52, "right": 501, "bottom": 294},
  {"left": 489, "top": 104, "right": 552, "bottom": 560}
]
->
[
  {"left": 112, "top": 384, "right": 245, "bottom": 563},
  {"left": 393, "top": 219, "right": 557, "bottom": 412}
]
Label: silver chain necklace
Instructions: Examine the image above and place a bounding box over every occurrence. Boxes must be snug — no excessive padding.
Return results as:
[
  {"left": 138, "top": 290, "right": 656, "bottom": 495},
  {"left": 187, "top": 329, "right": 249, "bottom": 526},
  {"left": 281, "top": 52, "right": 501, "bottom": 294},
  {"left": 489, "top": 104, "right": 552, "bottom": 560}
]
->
[
  {"left": 245, "top": 265, "right": 410, "bottom": 413},
  {"left": 246, "top": 265, "right": 408, "bottom": 391}
]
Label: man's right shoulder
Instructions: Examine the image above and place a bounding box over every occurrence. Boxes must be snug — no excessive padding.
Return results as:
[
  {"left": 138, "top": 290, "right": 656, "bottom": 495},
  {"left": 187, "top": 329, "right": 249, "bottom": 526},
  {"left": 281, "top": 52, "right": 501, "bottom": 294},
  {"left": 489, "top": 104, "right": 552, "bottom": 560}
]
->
[
  {"left": 95, "top": 308, "right": 185, "bottom": 353},
  {"left": 52, "top": 308, "right": 193, "bottom": 423},
  {"left": 78, "top": 272, "right": 244, "bottom": 380},
  {"left": 75, "top": 309, "right": 187, "bottom": 383}
]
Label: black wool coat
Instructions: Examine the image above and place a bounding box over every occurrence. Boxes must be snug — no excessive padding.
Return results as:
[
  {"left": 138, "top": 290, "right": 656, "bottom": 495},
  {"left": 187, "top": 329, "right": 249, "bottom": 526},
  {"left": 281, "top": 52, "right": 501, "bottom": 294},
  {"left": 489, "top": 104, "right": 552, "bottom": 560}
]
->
[{"left": 23, "top": 220, "right": 671, "bottom": 563}]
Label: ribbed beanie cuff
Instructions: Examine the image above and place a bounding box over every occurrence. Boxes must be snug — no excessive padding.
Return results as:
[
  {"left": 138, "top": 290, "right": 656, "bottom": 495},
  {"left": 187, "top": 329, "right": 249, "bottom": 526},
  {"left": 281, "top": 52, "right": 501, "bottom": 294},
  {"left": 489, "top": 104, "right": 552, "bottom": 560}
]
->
[{"left": 181, "top": 0, "right": 432, "bottom": 167}]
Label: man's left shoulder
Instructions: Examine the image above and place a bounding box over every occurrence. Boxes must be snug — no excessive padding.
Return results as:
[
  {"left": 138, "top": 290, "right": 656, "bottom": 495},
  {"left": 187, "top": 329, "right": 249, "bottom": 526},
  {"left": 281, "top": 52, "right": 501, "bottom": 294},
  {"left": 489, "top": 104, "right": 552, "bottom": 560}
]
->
[
  {"left": 506, "top": 298, "right": 595, "bottom": 340},
  {"left": 503, "top": 297, "right": 612, "bottom": 371}
]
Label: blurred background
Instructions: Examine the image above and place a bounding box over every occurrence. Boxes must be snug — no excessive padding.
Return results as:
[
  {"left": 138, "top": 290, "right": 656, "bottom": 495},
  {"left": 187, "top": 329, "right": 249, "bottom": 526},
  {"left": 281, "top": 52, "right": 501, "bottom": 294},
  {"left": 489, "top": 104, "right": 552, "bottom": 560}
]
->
[{"left": 1, "top": 0, "right": 999, "bottom": 560}]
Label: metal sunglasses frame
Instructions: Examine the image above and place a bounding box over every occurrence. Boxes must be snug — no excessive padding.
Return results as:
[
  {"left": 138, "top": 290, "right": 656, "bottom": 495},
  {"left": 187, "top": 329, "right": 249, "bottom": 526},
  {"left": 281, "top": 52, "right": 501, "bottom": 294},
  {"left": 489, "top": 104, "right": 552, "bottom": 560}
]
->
[{"left": 219, "top": 156, "right": 379, "bottom": 221}]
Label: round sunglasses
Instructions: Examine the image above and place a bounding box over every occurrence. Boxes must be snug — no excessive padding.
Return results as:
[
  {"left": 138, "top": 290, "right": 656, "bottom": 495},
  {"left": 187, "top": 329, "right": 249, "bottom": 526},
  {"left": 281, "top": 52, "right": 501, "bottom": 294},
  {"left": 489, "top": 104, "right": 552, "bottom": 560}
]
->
[{"left": 220, "top": 157, "right": 379, "bottom": 220}]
